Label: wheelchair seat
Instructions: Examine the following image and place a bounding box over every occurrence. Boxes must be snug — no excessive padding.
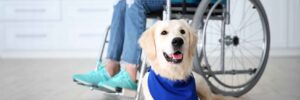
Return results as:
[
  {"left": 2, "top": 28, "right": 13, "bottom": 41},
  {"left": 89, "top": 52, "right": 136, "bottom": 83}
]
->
[
  {"left": 171, "top": 0, "right": 226, "bottom": 6},
  {"left": 171, "top": 0, "right": 225, "bottom": 19},
  {"left": 146, "top": 0, "right": 225, "bottom": 20},
  {"left": 146, "top": 10, "right": 163, "bottom": 19}
]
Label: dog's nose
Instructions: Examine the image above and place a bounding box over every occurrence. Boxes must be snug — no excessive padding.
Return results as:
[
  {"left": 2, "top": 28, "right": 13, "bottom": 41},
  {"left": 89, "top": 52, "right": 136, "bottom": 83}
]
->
[{"left": 172, "top": 37, "right": 184, "bottom": 48}]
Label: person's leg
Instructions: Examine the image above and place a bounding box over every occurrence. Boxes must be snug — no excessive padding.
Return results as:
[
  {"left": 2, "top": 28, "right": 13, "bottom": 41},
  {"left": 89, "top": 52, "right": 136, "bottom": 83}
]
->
[
  {"left": 124, "top": 63, "right": 138, "bottom": 81},
  {"left": 97, "top": 0, "right": 146, "bottom": 90},
  {"left": 105, "top": 0, "right": 127, "bottom": 77},
  {"left": 122, "top": 0, "right": 165, "bottom": 82},
  {"left": 106, "top": 0, "right": 165, "bottom": 79},
  {"left": 97, "top": 0, "right": 165, "bottom": 90},
  {"left": 72, "top": 0, "right": 127, "bottom": 86},
  {"left": 121, "top": 0, "right": 147, "bottom": 82}
]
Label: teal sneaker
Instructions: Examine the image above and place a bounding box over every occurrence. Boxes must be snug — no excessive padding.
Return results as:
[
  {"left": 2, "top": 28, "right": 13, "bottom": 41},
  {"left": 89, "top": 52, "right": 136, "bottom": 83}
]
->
[
  {"left": 97, "top": 69, "right": 137, "bottom": 91},
  {"left": 73, "top": 63, "right": 111, "bottom": 86}
]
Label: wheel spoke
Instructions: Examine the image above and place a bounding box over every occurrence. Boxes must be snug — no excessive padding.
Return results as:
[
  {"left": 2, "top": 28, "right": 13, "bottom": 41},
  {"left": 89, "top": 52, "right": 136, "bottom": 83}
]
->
[
  {"left": 234, "top": 46, "right": 249, "bottom": 71},
  {"left": 239, "top": 1, "right": 252, "bottom": 27},
  {"left": 210, "top": 53, "right": 221, "bottom": 69},
  {"left": 241, "top": 40, "right": 264, "bottom": 50},
  {"left": 237, "top": 46, "right": 256, "bottom": 67},
  {"left": 239, "top": 18, "right": 259, "bottom": 33},
  {"left": 208, "top": 20, "right": 221, "bottom": 29},
  {"left": 201, "top": 0, "right": 269, "bottom": 95},
  {"left": 239, "top": 45, "right": 259, "bottom": 66},
  {"left": 230, "top": 46, "right": 235, "bottom": 70},
  {"left": 207, "top": 32, "right": 221, "bottom": 36},
  {"left": 242, "top": 28, "right": 263, "bottom": 39},
  {"left": 239, "top": 2, "right": 255, "bottom": 28}
]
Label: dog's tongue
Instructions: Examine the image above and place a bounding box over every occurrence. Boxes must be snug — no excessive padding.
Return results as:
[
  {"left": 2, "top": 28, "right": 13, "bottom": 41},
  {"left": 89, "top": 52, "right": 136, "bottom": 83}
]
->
[{"left": 171, "top": 54, "right": 183, "bottom": 59}]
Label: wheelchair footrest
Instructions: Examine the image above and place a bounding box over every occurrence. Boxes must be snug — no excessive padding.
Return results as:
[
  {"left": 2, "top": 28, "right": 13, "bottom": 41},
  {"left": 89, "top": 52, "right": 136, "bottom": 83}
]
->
[
  {"left": 73, "top": 79, "right": 137, "bottom": 97},
  {"left": 92, "top": 86, "right": 137, "bottom": 98}
]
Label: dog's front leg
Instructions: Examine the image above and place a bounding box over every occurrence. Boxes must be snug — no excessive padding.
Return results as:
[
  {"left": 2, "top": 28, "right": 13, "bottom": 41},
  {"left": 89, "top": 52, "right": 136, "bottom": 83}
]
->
[
  {"left": 193, "top": 72, "right": 214, "bottom": 100},
  {"left": 193, "top": 72, "right": 241, "bottom": 100}
]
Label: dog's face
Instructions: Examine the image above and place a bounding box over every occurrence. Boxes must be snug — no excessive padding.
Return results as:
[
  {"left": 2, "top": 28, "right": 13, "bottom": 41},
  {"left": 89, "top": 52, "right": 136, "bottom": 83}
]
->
[
  {"left": 155, "top": 21, "right": 190, "bottom": 65},
  {"left": 139, "top": 20, "right": 198, "bottom": 80}
]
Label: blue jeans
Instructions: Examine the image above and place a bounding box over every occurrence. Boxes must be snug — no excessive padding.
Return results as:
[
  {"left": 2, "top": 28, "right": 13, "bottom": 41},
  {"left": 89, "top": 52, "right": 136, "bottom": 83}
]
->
[{"left": 107, "top": 0, "right": 165, "bottom": 65}]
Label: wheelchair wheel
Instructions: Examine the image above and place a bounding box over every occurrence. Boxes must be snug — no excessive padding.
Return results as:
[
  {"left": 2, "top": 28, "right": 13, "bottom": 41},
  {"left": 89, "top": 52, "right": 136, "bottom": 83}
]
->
[{"left": 197, "top": 0, "right": 270, "bottom": 97}]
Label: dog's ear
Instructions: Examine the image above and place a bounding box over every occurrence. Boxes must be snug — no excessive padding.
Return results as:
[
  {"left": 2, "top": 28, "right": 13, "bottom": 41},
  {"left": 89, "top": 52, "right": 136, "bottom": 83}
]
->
[
  {"left": 139, "top": 21, "right": 160, "bottom": 63},
  {"left": 178, "top": 19, "right": 198, "bottom": 57},
  {"left": 188, "top": 26, "right": 198, "bottom": 57}
]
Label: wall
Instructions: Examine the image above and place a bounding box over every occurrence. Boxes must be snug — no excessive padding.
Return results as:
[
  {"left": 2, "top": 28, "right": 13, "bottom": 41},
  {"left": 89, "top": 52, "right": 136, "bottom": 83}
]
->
[
  {"left": 261, "top": 0, "right": 300, "bottom": 56},
  {"left": 0, "top": 0, "right": 299, "bottom": 58},
  {"left": 0, "top": 0, "right": 113, "bottom": 58}
]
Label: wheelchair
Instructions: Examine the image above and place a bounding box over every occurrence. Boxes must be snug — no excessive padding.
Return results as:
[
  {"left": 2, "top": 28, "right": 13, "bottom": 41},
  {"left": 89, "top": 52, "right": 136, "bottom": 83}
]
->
[{"left": 76, "top": 0, "right": 270, "bottom": 99}]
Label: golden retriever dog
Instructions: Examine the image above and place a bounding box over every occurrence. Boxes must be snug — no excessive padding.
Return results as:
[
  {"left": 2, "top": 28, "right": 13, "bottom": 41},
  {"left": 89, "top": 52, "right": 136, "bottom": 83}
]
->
[{"left": 139, "top": 19, "right": 238, "bottom": 100}]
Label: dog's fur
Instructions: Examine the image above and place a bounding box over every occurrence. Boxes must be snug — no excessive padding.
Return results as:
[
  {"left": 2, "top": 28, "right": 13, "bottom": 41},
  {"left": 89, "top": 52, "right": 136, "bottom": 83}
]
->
[{"left": 139, "top": 20, "right": 238, "bottom": 100}]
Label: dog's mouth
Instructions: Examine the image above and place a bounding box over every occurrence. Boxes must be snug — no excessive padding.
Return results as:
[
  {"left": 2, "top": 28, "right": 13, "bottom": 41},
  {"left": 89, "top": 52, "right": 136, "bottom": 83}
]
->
[{"left": 163, "top": 51, "right": 183, "bottom": 64}]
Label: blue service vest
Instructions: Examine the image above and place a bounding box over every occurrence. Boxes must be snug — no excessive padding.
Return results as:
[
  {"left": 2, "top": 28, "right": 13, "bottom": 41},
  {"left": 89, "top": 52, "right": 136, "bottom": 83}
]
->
[{"left": 148, "top": 67, "right": 198, "bottom": 100}]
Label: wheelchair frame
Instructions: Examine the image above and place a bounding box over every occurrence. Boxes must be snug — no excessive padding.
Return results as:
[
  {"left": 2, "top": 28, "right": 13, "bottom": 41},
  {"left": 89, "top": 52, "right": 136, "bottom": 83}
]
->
[{"left": 94, "top": 0, "right": 270, "bottom": 99}]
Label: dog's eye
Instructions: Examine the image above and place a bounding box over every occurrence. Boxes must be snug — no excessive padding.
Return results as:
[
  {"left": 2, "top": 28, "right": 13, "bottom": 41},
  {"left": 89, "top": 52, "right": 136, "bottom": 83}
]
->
[
  {"left": 161, "top": 31, "right": 168, "bottom": 35},
  {"left": 180, "top": 29, "right": 185, "bottom": 34}
]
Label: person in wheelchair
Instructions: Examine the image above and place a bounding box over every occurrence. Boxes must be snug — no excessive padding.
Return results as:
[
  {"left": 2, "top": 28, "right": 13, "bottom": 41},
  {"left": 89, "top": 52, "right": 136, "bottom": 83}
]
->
[{"left": 73, "top": 0, "right": 165, "bottom": 91}]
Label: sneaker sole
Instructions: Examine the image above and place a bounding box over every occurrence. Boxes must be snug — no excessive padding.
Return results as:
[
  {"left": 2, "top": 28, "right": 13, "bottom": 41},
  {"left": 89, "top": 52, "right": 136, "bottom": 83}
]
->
[
  {"left": 73, "top": 78, "right": 137, "bottom": 96},
  {"left": 94, "top": 85, "right": 118, "bottom": 93},
  {"left": 100, "top": 84, "right": 137, "bottom": 96},
  {"left": 73, "top": 78, "right": 95, "bottom": 87}
]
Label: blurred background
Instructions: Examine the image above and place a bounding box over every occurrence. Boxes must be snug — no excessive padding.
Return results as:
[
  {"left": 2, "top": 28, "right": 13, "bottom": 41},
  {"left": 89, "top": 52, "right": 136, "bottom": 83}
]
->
[{"left": 0, "top": 0, "right": 299, "bottom": 100}]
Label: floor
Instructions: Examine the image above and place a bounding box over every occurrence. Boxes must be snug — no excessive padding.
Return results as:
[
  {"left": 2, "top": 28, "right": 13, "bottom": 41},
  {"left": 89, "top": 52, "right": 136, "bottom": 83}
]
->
[{"left": 0, "top": 57, "right": 299, "bottom": 100}]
